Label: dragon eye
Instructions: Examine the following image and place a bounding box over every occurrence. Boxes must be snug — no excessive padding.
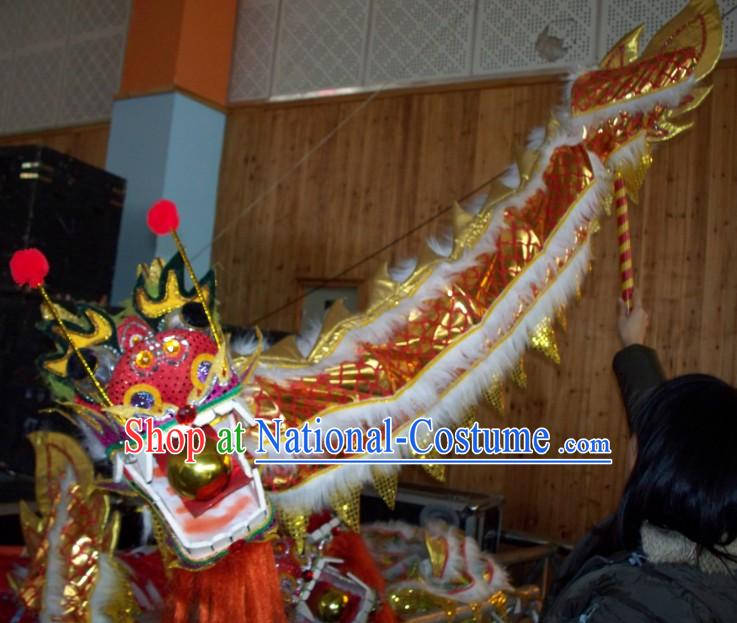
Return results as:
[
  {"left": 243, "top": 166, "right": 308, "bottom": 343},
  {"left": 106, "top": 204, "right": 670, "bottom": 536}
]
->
[
  {"left": 135, "top": 349, "right": 155, "bottom": 369},
  {"left": 67, "top": 348, "right": 98, "bottom": 381},
  {"left": 124, "top": 384, "right": 162, "bottom": 411},
  {"left": 182, "top": 302, "right": 208, "bottom": 328},
  {"left": 163, "top": 337, "right": 182, "bottom": 358},
  {"left": 130, "top": 391, "right": 155, "bottom": 409},
  {"left": 197, "top": 360, "right": 212, "bottom": 382},
  {"left": 191, "top": 353, "right": 215, "bottom": 390}
]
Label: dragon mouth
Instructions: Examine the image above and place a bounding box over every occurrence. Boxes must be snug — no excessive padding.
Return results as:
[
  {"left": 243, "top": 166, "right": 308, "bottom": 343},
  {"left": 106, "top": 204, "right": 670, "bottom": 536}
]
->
[
  {"left": 113, "top": 401, "right": 270, "bottom": 566},
  {"left": 192, "top": 393, "right": 256, "bottom": 428}
]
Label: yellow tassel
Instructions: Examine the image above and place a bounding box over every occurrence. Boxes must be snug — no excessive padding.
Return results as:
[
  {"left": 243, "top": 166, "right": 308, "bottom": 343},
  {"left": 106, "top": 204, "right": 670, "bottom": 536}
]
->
[
  {"left": 421, "top": 450, "right": 447, "bottom": 483},
  {"left": 555, "top": 305, "right": 568, "bottom": 333},
  {"left": 530, "top": 316, "right": 561, "bottom": 364},
  {"left": 488, "top": 590, "right": 508, "bottom": 616},
  {"left": 410, "top": 426, "right": 447, "bottom": 482},
  {"left": 510, "top": 357, "right": 527, "bottom": 390},
  {"left": 435, "top": 596, "right": 458, "bottom": 619},
  {"left": 280, "top": 510, "right": 308, "bottom": 555},
  {"left": 371, "top": 468, "right": 398, "bottom": 510},
  {"left": 332, "top": 487, "right": 361, "bottom": 533},
  {"left": 463, "top": 406, "right": 478, "bottom": 427},
  {"left": 482, "top": 377, "right": 504, "bottom": 415},
  {"left": 600, "top": 191, "right": 613, "bottom": 216}
]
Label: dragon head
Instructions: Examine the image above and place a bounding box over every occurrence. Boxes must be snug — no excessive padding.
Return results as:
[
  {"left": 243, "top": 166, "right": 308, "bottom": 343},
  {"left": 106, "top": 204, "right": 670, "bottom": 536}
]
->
[{"left": 38, "top": 254, "right": 269, "bottom": 568}]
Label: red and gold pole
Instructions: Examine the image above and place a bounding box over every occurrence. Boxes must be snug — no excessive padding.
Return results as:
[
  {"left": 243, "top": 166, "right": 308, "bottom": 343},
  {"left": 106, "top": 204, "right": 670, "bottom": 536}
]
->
[{"left": 614, "top": 173, "right": 634, "bottom": 314}]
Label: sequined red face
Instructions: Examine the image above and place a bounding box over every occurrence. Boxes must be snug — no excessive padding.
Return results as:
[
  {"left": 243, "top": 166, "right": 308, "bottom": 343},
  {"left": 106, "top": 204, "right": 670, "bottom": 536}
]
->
[{"left": 106, "top": 318, "right": 218, "bottom": 413}]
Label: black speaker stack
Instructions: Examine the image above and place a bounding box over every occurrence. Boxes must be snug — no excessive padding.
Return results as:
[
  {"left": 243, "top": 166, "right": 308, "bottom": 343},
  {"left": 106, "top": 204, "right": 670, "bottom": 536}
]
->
[{"left": 0, "top": 145, "right": 125, "bottom": 477}]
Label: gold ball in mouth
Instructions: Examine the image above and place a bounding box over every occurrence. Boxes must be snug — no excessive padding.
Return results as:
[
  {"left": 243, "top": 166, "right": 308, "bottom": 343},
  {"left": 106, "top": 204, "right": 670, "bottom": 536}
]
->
[
  {"left": 166, "top": 436, "right": 232, "bottom": 501},
  {"left": 311, "top": 587, "right": 349, "bottom": 622}
]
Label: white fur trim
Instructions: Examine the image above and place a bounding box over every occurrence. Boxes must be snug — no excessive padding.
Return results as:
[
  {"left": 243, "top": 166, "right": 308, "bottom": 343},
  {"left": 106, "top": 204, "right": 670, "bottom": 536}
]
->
[
  {"left": 499, "top": 163, "right": 521, "bottom": 189},
  {"left": 388, "top": 257, "right": 418, "bottom": 284},
  {"left": 263, "top": 143, "right": 612, "bottom": 514},
  {"left": 526, "top": 126, "right": 546, "bottom": 151},
  {"left": 256, "top": 129, "right": 583, "bottom": 383},
  {"left": 363, "top": 520, "right": 418, "bottom": 541},
  {"left": 78, "top": 420, "right": 107, "bottom": 462},
  {"left": 40, "top": 470, "right": 73, "bottom": 623},
  {"left": 140, "top": 506, "right": 153, "bottom": 546},
  {"left": 605, "top": 132, "right": 649, "bottom": 172},
  {"left": 426, "top": 231, "right": 454, "bottom": 258},
  {"left": 295, "top": 320, "right": 323, "bottom": 358},
  {"left": 463, "top": 193, "right": 488, "bottom": 216},
  {"left": 88, "top": 553, "right": 129, "bottom": 623},
  {"left": 231, "top": 332, "right": 263, "bottom": 356}
]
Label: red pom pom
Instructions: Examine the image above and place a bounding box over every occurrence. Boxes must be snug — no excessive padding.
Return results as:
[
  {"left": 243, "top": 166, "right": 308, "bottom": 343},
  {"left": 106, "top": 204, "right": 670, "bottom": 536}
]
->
[
  {"left": 147, "top": 199, "right": 180, "bottom": 235},
  {"left": 9, "top": 248, "right": 49, "bottom": 288}
]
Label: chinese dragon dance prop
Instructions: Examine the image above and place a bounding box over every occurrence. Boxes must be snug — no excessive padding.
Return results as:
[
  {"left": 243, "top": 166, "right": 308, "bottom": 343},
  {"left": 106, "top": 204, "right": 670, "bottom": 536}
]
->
[{"left": 5, "top": 1, "right": 723, "bottom": 621}]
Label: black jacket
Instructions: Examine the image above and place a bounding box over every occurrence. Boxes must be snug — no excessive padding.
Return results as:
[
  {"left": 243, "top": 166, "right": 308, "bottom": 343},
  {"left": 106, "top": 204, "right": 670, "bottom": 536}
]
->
[
  {"left": 545, "top": 552, "right": 737, "bottom": 622},
  {"left": 545, "top": 345, "right": 737, "bottom": 622},
  {"left": 612, "top": 344, "right": 665, "bottom": 434}
]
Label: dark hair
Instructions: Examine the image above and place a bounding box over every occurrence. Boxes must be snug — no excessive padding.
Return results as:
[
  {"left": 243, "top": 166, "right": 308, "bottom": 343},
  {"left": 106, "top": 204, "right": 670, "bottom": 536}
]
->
[
  {"left": 550, "top": 374, "right": 737, "bottom": 599},
  {"left": 617, "top": 374, "right": 737, "bottom": 554}
]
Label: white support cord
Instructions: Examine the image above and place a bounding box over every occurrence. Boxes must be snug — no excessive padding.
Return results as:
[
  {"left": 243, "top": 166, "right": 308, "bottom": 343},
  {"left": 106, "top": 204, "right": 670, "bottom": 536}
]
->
[{"left": 189, "top": 6, "right": 470, "bottom": 265}]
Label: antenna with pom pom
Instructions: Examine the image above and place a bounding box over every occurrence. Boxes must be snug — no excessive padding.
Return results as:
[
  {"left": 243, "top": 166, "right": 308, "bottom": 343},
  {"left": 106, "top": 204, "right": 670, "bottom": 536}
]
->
[
  {"left": 147, "top": 199, "right": 222, "bottom": 349},
  {"left": 9, "top": 248, "right": 113, "bottom": 407}
]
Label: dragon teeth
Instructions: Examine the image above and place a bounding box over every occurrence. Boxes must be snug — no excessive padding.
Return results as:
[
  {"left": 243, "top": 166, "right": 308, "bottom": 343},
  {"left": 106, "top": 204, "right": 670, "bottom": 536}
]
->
[
  {"left": 234, "top": 449, "right": 253, "bottom": 478},
  {"left": 252, "top": 469, "right": 266, "bottom": 509},
  {"left": 113, "top": 452, "right": 124, "bottom": 482},
  {"left": 213, "top": 399, "right": 234, "bottom": 416},
  {"left": 193, "top": 407, "right": 216, "bottom": 427},
  {"left": 193, "top": 398, "right": 256, "bottom": 428},
  {"left": 139, "top": 450, "right": 154, "bottom": 482},
  {"left": 231, "top": 398, "right": 256, "bottom": 426}
]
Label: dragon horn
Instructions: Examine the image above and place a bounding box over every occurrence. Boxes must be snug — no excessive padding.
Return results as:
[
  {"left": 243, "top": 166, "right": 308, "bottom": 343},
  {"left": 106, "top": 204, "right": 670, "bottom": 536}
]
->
[{"left": 9, "top": 249, "right": 112, "bottom": 407}]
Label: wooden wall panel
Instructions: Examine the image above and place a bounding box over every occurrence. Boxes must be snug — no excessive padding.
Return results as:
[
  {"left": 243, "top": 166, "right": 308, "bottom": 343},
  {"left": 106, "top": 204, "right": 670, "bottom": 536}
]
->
[
  {"left": 214, "top": 63, "right": 737, "bottom": 543},
  {"left": 0, "top": 123, "right": 110, "bottom": 168}
]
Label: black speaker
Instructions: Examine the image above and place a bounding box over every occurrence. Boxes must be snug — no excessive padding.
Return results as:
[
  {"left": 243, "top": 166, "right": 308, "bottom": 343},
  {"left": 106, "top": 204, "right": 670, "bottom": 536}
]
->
[
  {"left": 0, "top": 145, "right": 125, "bottom": 302},
  {"left": 0, "top": 292, "right": 75, "bottom": 475}
]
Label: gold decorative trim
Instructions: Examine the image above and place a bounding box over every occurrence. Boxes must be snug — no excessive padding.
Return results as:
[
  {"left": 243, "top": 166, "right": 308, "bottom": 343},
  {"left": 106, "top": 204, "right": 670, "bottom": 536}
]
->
[
  {"left": 641, "top": 0, "right": 723, "bottom": 82},
  {"left": 600, "top": 24, "right": 645, "bottom": 68}
]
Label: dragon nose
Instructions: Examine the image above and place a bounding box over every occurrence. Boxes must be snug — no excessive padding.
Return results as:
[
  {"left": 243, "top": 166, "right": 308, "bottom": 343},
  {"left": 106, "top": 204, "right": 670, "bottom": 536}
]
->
[{"left": 175, "top": 404, "right": 198, "bottom": 425}]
